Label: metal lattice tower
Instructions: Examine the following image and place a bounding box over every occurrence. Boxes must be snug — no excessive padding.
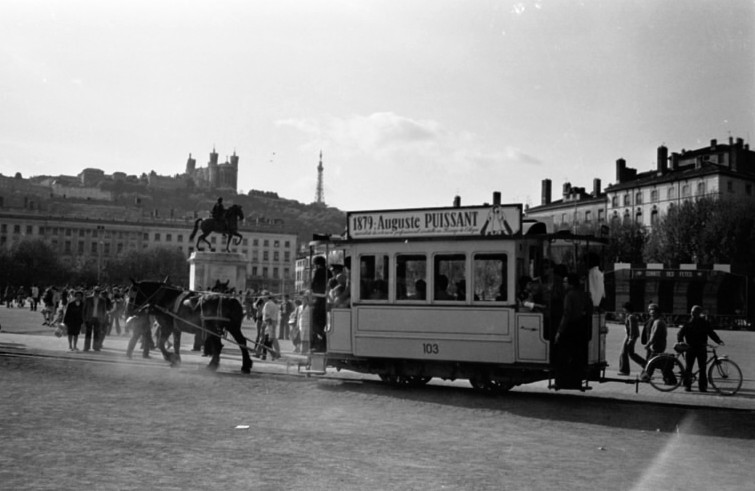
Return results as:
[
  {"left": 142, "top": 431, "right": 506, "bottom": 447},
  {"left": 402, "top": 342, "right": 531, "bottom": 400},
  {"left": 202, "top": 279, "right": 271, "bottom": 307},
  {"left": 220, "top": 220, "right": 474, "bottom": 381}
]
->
[{"left": 315, "top": 150, "right": 325, "bottom": 204}]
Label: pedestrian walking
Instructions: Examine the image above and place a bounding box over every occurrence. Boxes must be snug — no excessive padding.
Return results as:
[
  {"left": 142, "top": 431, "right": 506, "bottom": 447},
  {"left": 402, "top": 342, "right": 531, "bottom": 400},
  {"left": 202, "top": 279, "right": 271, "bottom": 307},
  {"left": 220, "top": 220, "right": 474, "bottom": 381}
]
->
[
  {"left": 261, "top": 293, "right": 280, "bottom": 360},
  {"left": 618, "top": 302, "right": 645, "bottom": 375},
  {"left": 125, "top": 314, "right": 152, "bottom": 359}
]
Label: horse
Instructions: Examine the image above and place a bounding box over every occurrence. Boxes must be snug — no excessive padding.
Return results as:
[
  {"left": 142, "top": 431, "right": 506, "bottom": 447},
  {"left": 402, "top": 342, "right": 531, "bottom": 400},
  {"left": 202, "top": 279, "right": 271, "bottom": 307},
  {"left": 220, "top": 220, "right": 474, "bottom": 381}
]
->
[
  {"left": 189, "top": 204, "right": 244, "bottom": 252},
  {"left": 128, "top": 279, "right": 252, "bottom": 374}
]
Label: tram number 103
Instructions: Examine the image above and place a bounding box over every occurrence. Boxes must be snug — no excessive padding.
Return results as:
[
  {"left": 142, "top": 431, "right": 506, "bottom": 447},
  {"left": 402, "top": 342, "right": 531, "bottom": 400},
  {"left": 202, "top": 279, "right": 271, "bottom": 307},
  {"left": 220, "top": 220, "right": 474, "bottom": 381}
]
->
[{"left": 422, "top": 343, "right": 440, "bottom": 355}]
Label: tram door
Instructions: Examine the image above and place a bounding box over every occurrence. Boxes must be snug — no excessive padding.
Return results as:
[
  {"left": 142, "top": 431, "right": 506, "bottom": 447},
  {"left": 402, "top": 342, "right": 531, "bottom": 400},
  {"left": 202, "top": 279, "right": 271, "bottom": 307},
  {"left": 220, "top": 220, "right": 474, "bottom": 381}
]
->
[
  {"left": 516, "top": 313, "right": 549, "bottom": 362},
  {"left": 515, "top": 240, "right": 549, "bottom": 363}
]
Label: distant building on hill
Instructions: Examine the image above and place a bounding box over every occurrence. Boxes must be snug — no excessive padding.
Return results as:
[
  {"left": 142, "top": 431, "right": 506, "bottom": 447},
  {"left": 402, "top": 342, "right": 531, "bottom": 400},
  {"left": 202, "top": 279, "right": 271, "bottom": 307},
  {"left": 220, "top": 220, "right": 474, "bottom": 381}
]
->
[{"left": 185, "top": 148, "right": 238, "bottom": 192}]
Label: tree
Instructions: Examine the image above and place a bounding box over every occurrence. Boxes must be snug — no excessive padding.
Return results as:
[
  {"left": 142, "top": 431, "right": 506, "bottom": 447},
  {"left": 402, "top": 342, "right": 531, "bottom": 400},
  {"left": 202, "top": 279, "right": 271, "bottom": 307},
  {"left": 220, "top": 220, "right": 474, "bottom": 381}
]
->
[
  {"left": 106, "top": 247, "right": 189, "bottom": 286},
  {"left": 605, "top": 219, "right": 648, "bottom": 264},
  {"left": 8, "top": 239, "right": 66, "bottom": 286},
  {"left": 645, "top": 197, "right": 755, "bottom": 273}
]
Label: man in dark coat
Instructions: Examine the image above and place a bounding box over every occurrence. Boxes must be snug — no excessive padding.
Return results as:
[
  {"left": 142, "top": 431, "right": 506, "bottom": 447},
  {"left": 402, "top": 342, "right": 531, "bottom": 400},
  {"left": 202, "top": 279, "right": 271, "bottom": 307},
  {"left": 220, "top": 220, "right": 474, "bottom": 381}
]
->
[
  {"left": 83, "top": 286, "right": 110, "bottom": 351},
  {"left": 677, "top": 305, "right": 723, "bottom": 392},
  {"left": 553, "top": 273, "right": 592, "bottom": 389},
  {"left": 310, "top": 256, "right": 330, "bottom": 352}
]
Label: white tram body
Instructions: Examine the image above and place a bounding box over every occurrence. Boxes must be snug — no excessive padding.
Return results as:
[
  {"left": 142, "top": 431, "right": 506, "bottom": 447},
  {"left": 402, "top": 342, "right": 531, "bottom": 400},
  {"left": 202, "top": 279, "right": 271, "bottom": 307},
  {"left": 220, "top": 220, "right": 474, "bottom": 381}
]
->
[{"left": 311, "top": 199, "right": 607, "bottom": 391}]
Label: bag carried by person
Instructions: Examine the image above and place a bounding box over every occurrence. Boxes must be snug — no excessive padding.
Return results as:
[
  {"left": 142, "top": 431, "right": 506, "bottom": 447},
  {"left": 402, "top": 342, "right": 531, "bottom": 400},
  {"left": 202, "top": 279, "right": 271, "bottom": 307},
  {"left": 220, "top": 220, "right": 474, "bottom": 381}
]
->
[{"left": 54, "top": 323, "right": 68, "bottom": 338}]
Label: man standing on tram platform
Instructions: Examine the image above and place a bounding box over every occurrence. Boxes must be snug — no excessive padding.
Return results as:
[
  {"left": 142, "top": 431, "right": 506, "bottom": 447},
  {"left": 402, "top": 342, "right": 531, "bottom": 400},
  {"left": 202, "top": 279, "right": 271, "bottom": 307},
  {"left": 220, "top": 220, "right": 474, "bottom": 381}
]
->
[
  {"left": 310, "top": 256, "right": 330, "bottom": 352},
  {"left": 553, "top": 273, "right": 592, "bottom": 389}
]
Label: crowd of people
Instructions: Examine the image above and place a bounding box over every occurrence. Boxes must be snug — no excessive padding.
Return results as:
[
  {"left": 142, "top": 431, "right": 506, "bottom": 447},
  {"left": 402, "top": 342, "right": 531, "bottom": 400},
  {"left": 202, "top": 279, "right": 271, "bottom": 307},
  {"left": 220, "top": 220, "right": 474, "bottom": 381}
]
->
[
  {"left": 1, "top": 258, "right": 352, "bottom": 361},
  {"left": 2, "top": 283, "right": 127, "bottom": 352},
  {"left": 243, "top": 258, "right": 351, "bottom": 359}
]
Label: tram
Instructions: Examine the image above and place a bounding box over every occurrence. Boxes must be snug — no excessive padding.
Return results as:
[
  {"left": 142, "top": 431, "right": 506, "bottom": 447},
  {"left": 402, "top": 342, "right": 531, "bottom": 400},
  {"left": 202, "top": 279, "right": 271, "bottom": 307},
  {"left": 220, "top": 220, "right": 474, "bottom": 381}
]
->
[{"left": 305, "top": 193, "right": 609, "bottom": 392}]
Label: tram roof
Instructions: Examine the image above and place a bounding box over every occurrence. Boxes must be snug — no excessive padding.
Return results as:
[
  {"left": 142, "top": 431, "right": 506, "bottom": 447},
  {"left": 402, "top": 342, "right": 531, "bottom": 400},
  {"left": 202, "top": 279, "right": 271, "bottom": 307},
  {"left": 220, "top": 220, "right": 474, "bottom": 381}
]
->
[{"left": 308, "top": 228, "right": 609, "bottom": 247}]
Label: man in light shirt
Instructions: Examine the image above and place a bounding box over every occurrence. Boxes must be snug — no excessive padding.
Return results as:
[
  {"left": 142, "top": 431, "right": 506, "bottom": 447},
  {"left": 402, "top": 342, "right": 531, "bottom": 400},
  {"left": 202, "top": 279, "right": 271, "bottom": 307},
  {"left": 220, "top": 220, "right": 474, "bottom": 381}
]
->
[{"left": 261, "top": 294, "right": 280, "bottom": 360}]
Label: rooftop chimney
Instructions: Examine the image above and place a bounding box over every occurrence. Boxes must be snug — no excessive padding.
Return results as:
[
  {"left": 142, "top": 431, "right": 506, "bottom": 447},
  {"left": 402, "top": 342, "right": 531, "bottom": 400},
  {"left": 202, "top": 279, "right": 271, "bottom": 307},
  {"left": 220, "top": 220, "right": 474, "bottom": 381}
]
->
[
  {"left": 453, "top": 196, "right": 461, "bottom": 208},
  {"left": 657, "top": 145, "right": 668, "bottom": 174},
  {"left": 562, "top": 182, "right": 571, "bottom": 199},
  {"left": 541, "top": 179, "right": 552, "bottom": 205},
  {"left": 616, "top": 158, "right": 626, "bottom": 182},
  {"left": 592, "top": 178, "right": 601, "bottom": 197},
  {"left": 492, "top": 191, "right": 501, "bottom": 206}
]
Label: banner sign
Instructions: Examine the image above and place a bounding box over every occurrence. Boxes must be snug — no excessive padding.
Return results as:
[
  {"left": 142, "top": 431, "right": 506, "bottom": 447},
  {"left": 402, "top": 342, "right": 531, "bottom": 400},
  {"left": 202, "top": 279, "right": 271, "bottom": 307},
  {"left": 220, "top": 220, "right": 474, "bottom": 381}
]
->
[
  {"left": 630, "top": 269, "right": 714, "bottom": 280},
  {"left": 347, "top": 204, "right": 522, "bottom": 240}
]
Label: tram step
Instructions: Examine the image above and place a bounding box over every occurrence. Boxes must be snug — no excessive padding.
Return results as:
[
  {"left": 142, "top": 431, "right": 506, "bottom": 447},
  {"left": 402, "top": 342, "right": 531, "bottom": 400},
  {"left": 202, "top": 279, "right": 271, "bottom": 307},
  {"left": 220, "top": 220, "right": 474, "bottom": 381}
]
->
[{"left": 297, "top": 353, "right": 327, "bottom": 376}]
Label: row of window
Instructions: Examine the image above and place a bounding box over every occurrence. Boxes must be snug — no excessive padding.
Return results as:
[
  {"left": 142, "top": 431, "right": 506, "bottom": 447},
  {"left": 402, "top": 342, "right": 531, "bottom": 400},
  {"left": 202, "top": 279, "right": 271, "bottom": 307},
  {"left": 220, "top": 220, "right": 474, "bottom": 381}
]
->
[
  {"left": 0, "top": 236, "right": 298, "bottom": 272},
  {"left": 357, "top": 253, "right": 509, "bottom": 304},
  {"left": 612, "top": 207, "right": 660, "bottom": 225},
  {"left": 0, "top": 233, "right": 292, "bottom": 264},
  {"left": 250, "top": 266, "right": 291, "bottom": 280},
  {"left": 559, "top": 209, "right": 605, "bottom": 224},
  {"left": 0, "top": 224, "right": 294, "bottom": 250},
  {"left": 611, "top": 181, "right": 753, "bottom": 208}
]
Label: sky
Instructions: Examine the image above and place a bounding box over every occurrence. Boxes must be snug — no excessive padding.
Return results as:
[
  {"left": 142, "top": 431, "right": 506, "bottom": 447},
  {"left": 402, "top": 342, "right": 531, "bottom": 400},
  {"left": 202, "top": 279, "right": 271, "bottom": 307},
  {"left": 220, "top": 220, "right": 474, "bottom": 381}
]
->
[{"left": 1, "top": 0, "right": 753, "bottom": 212}]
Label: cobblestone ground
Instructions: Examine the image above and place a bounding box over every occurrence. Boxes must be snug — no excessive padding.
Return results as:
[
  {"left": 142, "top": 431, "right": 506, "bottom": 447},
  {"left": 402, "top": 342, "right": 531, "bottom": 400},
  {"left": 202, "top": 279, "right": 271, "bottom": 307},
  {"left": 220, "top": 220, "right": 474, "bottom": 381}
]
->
[{"left": 2, "top": 307, "right": 755, "bottom": 490}]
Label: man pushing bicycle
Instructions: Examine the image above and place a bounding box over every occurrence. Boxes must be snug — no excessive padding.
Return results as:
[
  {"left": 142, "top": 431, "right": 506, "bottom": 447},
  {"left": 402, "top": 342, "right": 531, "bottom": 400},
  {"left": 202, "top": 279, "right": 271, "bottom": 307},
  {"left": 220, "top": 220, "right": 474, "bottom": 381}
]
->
[{"left": 677, "top": 305, "right": 724, "bottom": 392}]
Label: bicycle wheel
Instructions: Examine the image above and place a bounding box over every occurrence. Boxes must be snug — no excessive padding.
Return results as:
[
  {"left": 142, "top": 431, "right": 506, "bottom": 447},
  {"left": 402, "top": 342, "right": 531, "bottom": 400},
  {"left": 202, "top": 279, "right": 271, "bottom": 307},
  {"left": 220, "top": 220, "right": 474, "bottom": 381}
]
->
[
  {"left": 708, "top": 359, "right": 743, "bottom": 396},
  {"left": 645, "top": 355, "right": 684, "bottom": 392}
]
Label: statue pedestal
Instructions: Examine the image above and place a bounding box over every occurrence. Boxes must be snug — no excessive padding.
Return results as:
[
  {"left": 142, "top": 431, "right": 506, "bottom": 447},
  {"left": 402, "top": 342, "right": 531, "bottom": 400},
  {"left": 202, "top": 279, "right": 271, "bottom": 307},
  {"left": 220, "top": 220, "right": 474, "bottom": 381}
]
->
[{"left": 188, "top": 252, "right": 247, "bottom": 292}]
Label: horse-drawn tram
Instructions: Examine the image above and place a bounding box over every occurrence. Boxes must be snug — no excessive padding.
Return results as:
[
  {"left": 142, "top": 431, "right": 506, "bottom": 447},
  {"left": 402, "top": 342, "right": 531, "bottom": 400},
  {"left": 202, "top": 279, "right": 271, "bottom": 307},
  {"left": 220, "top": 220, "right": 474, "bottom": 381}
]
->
[{"left": 306, "top": 193, "right": 610, "bottom": 393}]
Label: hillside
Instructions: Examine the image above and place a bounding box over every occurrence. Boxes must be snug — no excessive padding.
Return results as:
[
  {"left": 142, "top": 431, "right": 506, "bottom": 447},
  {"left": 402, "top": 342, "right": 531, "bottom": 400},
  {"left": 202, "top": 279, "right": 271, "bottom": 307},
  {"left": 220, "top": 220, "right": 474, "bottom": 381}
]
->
[{"left": 2, "top": 173, "right": 347, "bottom": 244}]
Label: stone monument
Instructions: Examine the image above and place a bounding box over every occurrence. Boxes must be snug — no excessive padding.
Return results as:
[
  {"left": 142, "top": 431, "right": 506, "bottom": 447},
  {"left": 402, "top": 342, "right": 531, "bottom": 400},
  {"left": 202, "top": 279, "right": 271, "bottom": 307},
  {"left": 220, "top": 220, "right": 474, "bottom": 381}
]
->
[{"left": 188, "top": 251, "right": 247, "bottom": 292}]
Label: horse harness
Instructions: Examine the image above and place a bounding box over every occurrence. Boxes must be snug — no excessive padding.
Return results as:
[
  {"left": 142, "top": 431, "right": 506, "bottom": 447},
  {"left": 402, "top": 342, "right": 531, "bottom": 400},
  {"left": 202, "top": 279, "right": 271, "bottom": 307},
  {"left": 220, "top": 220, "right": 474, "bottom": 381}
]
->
[{"left": 197, "top": 293, "right": 232, "bottom": 324}]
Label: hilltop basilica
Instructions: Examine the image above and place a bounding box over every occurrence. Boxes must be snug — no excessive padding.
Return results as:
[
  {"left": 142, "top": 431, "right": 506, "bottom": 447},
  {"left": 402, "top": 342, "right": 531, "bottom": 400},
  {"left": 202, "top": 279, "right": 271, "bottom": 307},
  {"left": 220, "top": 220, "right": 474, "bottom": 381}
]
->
[{"left": 184, "top": 148, "right": 239, "bottom": 191}]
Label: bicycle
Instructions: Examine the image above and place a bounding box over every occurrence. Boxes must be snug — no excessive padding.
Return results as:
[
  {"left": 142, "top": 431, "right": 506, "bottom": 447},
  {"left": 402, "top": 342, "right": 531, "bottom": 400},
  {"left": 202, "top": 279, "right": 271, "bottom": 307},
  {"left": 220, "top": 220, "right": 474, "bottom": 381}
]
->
[{"left": 642, "top": 343, "right": 743, "bottom": 396}]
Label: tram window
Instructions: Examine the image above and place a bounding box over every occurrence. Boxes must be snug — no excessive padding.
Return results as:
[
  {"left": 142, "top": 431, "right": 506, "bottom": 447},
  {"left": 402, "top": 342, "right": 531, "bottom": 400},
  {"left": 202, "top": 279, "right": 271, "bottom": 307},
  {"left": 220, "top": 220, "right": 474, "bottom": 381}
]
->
[
  {"left": 474, "top": 253, "right": 508, "bottom": 302},
  {"left": 434, "top": 254, "right": 465, "bottom": 301},
  {"left": 396, "top": 254, "right": 427, "bottom": 301},
  {"left": 359, "top": 254, "right": 389, "bottom": 301}
]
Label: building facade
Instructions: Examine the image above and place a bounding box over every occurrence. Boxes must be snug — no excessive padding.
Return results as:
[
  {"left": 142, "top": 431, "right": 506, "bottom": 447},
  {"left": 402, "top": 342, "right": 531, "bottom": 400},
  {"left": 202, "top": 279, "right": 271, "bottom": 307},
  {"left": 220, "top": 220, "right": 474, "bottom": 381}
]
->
[
  {"left": 525, "top": 178, "right": 607, "bottom": 234},
  {"left": 605, "top": 138, "right": 755, "bottom": 228},
  {"left": 0, "top": 211, "right": 297, "bottom": 292},
  {"left": 525, "top": 137, "right": 755, "bottom": 233}
]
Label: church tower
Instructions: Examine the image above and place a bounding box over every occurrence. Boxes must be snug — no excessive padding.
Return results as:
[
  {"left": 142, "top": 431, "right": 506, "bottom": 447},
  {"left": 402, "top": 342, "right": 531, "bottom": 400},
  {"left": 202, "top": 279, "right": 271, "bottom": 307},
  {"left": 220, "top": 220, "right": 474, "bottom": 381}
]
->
[
  {"left": 186, "top": 153, "right": 196, "bottom": 174},
  {"left": 208, "top": 147, "right": 219, "bottom": 188}
]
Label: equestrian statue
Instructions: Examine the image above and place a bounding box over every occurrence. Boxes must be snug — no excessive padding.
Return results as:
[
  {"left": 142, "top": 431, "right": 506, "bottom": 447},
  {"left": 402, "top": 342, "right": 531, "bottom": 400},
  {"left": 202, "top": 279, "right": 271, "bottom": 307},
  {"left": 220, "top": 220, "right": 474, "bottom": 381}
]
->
[{"left": 189, "top": 197, "right": 244, "bottom": 252}]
